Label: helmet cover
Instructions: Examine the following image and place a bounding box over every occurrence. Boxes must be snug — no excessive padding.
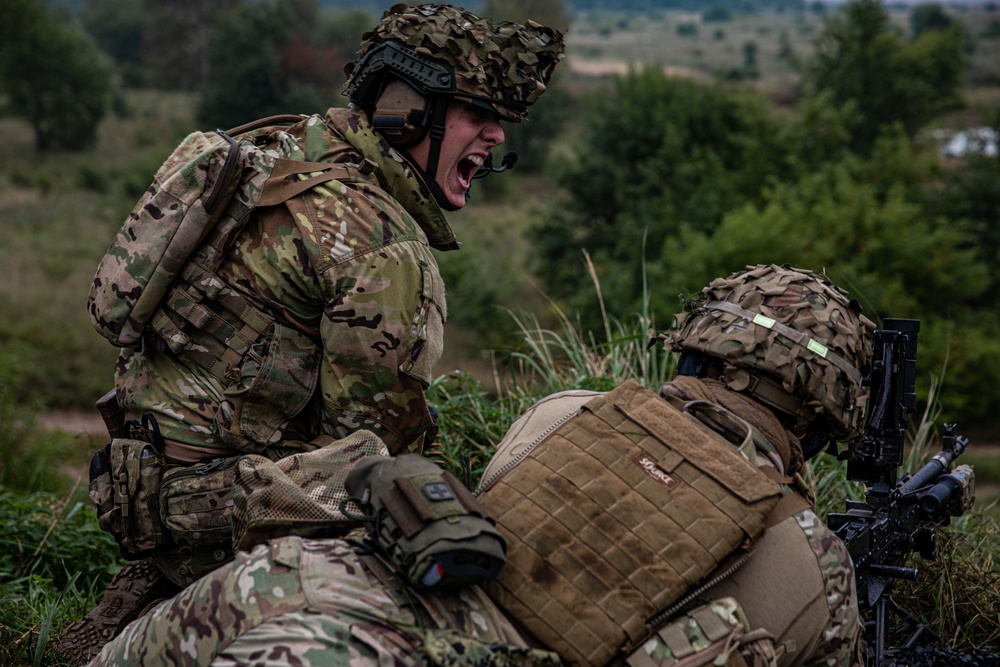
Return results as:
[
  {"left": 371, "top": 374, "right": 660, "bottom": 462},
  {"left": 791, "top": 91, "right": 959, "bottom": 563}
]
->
[
  {"left": 344, "top": 3, "right": 565, "bottom": 122},
  {"left": 657, "top": 264, "right": 875, "bottom": 442}
]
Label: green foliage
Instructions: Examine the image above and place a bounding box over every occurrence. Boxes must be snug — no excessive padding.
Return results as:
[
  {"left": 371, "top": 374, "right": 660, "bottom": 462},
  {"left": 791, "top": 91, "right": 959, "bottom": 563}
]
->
[
  {"left": 982, "top": 18, "right": 1000, "bottom": 39},
  {"left": 435, "top": 244, "right": 525, "bottom": 349},
  {"left": 80, "top": 0, "right": 149, "bottom": 86},
  {"left": 316, "top": 7, "right": 374, "bottom": 53},
  {"left": 139, "top": 0, "right": 240, "bottom": 92},
  {"left": 676, "top": 22, "right": 698, "bottom": 37},
  {"left": 703, "top": 5, "right": 733, "bottom": 23},
  {"left": 645, "top": 132, "right": 999, "bottom": 424},
  {"left": 0, "top": 0, "right": 117, "bottom": 151},
  {"left": 802, "top": 0, "right": 965, "bottom": 154},
  {"left": 196, "top": 2, "right": 298, "bottom": 129},
  {"left": 0, "top": 491, "right": 120, "bottom": 588},
  {"left": 0, "top": 490, "right": 122, "bottom": 667},
  {"left": 529, "top": 67, "right": 792, "bottom": 326},
  {"left": 924, "top": 153, "right": 1000, "bottom": 309},
  {"left": 910, "top": 3, "right": 956, "bottom": 37},
  {"left": 654, "top": 138, "right": 987, "bottom": 318},
  {"left": 497, "top": 72, "right": 575, "bottom": 172},
  {"left": 196, "top": 0, "right": 355, "bottom": 129},
  {"left": 898, "top": 512, "right": 1000, "bottom": 652},
  {"left": 0, "top": 345, "right": 81, "bottom": 495}
]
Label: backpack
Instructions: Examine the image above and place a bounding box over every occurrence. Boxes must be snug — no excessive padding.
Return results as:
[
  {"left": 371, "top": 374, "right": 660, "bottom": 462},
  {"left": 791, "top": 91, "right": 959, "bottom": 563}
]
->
[{"left": 87, "top": 115, "right": 370, "bottom": 378}]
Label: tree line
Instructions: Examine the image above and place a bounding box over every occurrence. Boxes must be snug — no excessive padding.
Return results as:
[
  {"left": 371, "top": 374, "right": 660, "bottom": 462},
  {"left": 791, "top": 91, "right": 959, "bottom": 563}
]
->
[
  {"left": 0, "top": 0, "right": 376, "bottom": 145},
  {"left": 528, "top": 0, "right": 1000, "bottom": 426},
  {"left": 2, "top": 0, "right": 999, "bottom": 427}
]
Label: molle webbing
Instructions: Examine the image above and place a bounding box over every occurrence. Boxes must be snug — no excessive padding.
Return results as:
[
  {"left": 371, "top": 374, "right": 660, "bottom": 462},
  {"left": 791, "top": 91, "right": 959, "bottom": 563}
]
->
[
  {"left": 149, "top": 265, "right": 274, "bottom": 382},
  {"left": 479, "top": 380, "right": 783, "bottom": 667},
  {"left": 147, "top": 157, "right": 362, "bottom": 384}
]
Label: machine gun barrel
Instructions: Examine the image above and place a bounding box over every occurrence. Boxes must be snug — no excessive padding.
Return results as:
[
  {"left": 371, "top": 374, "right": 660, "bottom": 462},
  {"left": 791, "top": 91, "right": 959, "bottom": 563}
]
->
[{"left": 827, "top": 318, "right": 976, "bottom": 666}]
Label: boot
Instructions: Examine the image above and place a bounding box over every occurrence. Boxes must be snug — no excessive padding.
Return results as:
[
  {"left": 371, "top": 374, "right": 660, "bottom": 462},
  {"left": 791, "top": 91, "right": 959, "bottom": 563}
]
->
[{"left": 55, "top": 558, "right": 179, "bottom": 664}]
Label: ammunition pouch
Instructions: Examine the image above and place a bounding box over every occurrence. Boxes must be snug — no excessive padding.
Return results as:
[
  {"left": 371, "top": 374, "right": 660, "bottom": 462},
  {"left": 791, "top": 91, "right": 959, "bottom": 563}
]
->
[
  {"left": 158, "top": 455, "right": 242, "bottom": 548},
  {"left": 87, "top": 410, "right": 245, "bottom": 559},
  {"left": 89, "top": 429, "right": 168, "bottom": 560},
  {"left": 343, "top": 454, "right": 506, "bottom": 589}
]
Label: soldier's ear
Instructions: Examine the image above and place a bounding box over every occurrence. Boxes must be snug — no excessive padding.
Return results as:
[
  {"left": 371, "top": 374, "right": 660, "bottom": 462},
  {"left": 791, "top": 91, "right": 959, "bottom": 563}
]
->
[{"left": 371, "top": 79, "right": 431, "bottom": 147}]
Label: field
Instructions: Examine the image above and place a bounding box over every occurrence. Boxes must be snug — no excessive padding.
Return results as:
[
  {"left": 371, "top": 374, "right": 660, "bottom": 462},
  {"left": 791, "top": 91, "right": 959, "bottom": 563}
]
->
[{"left": 2, "top": 3, "right": 1000, "bottom": 664}]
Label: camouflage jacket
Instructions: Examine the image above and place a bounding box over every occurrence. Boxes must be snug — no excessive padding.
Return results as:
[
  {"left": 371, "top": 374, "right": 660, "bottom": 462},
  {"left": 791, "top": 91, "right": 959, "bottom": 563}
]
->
[
  {"left": 115, "top": 108, "right": 454, "bottom": 462},
  {"left": 87, "top": 536, "right": 560, "bottom": 667}
]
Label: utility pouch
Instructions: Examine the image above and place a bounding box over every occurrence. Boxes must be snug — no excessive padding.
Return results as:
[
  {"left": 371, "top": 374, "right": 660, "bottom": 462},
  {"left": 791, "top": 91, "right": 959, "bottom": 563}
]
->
[
  {"left": 343, "top": 454, "right": 506, "bottom": 590},
  {"left": 88, "top": 443, "right": 115, "bottom": 536},
  {"left": 214, "top": 323, "right": 321, "bottom": 454},
  {"left": 158, "top": 455, "right": 241, "bottom": 547},
  {"left": 106, "top": 437, "right": 167, "bottom": 559},
  {"left": 625, "top": 598, "right": 778, "bottom": 667}
]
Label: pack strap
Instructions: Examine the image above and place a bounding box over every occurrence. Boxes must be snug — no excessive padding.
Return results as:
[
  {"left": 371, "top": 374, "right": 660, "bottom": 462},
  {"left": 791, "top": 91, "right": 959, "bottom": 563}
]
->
[
  {"left": 225, "top": 114, "right": 311, "bottom": 137},
  {"left": 763, "top": 490, "right": 811, "bottom": 529},
  {"left": 258, "top": 159, "right": 368, "bottom": 207}
]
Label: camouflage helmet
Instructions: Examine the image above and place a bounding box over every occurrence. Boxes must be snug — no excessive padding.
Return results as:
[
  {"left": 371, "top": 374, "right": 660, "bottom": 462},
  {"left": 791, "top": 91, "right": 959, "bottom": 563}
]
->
[
  {"left": 657, "top": 264, "right": 876, "bottom": 443},
  {"left": 343, "top": 3, "right": 565, "bottom": 123}
]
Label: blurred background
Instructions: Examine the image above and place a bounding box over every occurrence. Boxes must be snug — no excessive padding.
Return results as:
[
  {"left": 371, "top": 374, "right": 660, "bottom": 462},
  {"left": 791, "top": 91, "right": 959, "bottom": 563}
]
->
[
  {"left": 2, "top": 0, "right": 999, "bottom": 481},
  {"left": 2, "top": 1, "right": 1000, "bottom": 663}
]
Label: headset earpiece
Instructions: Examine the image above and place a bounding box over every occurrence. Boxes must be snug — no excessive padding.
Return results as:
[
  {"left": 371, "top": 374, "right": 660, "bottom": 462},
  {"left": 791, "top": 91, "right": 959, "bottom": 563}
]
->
[{"left": 371, "top": 79, "right": 432, "bottom": 147}]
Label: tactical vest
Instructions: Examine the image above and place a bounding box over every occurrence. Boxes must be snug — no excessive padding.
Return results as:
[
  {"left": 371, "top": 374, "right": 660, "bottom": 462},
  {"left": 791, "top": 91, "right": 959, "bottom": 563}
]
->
[
  {"left": 88, "top": 115, "right": 377, "bottom": 454},
  {"left": 476, "top": 380, "right": 788, "bottom": 667}
]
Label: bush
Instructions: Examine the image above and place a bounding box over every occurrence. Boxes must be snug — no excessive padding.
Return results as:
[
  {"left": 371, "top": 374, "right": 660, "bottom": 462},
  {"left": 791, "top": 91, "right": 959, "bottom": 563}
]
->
[{"left": 0, "top": 0, "right": 117, "bottom": 151}]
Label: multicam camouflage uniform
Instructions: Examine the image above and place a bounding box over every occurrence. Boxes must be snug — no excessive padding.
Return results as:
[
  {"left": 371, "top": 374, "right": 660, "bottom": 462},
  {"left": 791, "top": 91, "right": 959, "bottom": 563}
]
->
[
  {"left": 112, "top": 107, "right": 454, "bottom": 585},
  {"left": 102, "top": 2, "right": 563, "bottom": 588},
  {"left": 118, "top": 107, "right": 452, "bottom": 465},
  {"left": 87, "top": 536, "right": 560, "bottom": 667},
  {"left": 65, "top": 5, "right": 565, "bottom": 663}
]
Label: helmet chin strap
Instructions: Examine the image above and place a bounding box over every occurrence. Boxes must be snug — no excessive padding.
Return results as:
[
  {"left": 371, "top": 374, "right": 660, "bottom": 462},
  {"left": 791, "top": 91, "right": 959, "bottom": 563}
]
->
[{"left": 417, "top": 96, "right": 462, "bottom": 212}]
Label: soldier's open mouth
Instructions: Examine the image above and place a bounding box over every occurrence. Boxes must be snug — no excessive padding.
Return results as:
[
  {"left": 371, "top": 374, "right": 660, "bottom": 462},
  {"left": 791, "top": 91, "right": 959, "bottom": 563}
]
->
[{"left": 457, "top": 154, "right": 484, "bottom": 190}]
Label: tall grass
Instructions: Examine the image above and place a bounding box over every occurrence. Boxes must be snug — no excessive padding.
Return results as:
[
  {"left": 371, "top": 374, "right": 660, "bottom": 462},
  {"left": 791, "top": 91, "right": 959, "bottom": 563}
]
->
[
  {"left": 0, "top": 352, "right": 122, "bottom": 666},
  {"left": 431, "top": 274, "right": 1000, "bottom": 655}
]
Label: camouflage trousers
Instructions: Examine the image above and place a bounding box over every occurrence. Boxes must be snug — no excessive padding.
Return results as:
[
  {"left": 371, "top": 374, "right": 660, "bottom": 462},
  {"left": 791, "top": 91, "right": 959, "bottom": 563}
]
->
[{"left": 88, "top": 536, "right": 561, "bottom": 667}]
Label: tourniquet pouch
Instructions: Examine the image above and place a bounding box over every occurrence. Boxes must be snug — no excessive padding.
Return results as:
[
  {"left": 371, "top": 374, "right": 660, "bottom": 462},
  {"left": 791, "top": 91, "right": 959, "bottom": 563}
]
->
[
  {"left": 477, "top": 379, "right": 783, "bottom": 667},
  {"left": 159, "top": 455, "right": 242, "bottom": 547},
  {"left": 92, "top": 438, "right": 166, "bottom": 558},
  {"left": 624, "top": 597, "right": 778, "bottom": 667}
]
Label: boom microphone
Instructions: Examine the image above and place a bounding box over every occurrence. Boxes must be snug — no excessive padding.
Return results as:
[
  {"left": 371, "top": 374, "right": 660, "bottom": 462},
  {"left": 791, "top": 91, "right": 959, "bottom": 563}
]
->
[{"left": 473, "top": 151, "right": 518, "bottom": 179}]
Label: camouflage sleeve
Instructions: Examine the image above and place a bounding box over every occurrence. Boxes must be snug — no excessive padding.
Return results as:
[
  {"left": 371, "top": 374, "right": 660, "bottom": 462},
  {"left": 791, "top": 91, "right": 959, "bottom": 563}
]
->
[
  {"left": 796, "top": 510, "right": 864, "bottom": 667},
  {"left": 293, "top": 178, "right": 446, "bottom": 454},
  {"left": 230, "top": 166, "right": 445, "bottom": 456}
]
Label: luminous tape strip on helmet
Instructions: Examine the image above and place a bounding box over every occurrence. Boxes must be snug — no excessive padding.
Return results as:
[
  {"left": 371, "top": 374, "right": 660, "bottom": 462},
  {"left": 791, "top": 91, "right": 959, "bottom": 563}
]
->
[{"left": 703, "top": 300, "right": 863, "bottom": 385}]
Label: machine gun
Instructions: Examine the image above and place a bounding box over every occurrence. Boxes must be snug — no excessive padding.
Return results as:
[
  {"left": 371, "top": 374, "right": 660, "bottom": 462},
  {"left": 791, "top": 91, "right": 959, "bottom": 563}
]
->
[{"left": 827, "top": 318, "right": 976, "bottom": 667}]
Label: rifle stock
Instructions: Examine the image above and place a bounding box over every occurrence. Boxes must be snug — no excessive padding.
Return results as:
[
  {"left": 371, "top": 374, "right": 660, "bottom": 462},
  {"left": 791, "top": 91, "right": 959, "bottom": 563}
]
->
[{"left": 827, "top": 319, "right": 976, "bottom": 667}]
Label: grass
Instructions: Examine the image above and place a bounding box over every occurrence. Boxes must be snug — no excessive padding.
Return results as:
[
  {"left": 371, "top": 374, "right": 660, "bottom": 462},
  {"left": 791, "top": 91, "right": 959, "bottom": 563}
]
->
[
  {"left": 0, "top": 91, "right": 198, "bottom": 411},
  {"left": 1, "top": 7, "right": 999, "bottom": 660}
]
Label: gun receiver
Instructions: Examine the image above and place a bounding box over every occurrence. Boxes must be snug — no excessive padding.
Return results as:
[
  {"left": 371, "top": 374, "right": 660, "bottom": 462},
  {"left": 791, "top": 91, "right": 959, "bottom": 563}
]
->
[{"left": 827, "top": 319, "right": 976, "bottom": 667}]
